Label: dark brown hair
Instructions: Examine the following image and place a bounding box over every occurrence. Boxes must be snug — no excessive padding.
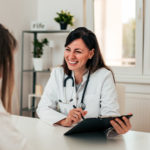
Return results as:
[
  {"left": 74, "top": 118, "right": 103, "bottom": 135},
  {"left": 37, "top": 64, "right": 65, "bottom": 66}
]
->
[
  {"left": 62, "top": 27, "right": 113, "bottom": 77},
  {"left": 0, "top": 24, "right": 17, "bottom": 113}
]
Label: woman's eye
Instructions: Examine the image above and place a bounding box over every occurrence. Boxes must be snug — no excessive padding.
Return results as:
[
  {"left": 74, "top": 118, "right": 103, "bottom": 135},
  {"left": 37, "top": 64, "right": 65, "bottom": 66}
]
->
[
  {"left": 76, "top": 51, "right": 82, "bottom": 53},
  {"left": 65, "top": 49, "right": 70, "bottom": 51}
]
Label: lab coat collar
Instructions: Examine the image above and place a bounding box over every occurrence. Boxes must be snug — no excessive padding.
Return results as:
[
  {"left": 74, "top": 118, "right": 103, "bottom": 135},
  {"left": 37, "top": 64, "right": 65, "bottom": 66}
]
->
[{"left": 72, "top": 70, "right": 90, "bottom": 85}]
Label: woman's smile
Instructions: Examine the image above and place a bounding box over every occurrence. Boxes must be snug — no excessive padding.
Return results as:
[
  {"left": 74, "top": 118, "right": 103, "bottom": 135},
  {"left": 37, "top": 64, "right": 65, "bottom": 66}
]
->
[{"left": 68, "top": 60, "right": 78, "bottom": 65}]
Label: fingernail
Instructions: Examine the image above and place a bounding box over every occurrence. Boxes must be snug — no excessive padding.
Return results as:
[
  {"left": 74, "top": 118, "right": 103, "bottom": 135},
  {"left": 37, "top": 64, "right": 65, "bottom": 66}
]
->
[
  {"left": 123, "top": 117, "right": 126, "bottom": 120},
  {"left": 116, "top": 118, "right": 119, "bottom": 121}
]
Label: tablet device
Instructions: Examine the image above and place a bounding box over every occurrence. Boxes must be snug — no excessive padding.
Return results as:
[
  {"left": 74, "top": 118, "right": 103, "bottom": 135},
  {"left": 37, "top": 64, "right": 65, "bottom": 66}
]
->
[{"left": 64, "top": 114, "right": 133, "bottom": 136}]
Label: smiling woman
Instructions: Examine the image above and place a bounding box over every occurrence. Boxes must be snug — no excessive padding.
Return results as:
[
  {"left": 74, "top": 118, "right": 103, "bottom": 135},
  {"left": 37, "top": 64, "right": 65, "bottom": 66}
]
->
[
  {"left": 37, "top": 27, "right": 132, "bottom": 136},
  {"left": 64, "top": 38, "right": 94, "bottom": 81}
]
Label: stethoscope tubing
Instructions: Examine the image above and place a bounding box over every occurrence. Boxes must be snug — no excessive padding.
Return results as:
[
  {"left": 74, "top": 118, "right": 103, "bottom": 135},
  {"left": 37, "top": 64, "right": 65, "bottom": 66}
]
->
[{"left": 62, "top": 71, "right": 90, "bottom": 110}]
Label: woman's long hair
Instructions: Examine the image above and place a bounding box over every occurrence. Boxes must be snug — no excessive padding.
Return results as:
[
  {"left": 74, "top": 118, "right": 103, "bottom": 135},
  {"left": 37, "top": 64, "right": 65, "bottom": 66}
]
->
[
  {"left": 62, "top": 27, "right": 114, "bottom": 78},
  {"left": 0, "top": 24, "right": 17, "bottom": 113}
]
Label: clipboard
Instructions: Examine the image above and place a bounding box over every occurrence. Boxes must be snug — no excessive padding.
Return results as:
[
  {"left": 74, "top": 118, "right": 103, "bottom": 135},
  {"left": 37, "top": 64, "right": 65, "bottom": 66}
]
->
[{"left": 64, "top": 114, "right": 133, "bottom": 135}]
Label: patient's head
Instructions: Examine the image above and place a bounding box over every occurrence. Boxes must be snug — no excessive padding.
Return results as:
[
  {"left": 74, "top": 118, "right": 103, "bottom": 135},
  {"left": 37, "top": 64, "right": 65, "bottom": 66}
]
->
[{"left": 0, "top": 24, "right": 17, "bottom": 112}]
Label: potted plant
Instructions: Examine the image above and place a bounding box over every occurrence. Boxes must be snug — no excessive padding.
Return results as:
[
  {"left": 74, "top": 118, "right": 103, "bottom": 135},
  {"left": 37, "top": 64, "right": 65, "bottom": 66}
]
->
[
  {"left": 54, "top": 10, "right": 74, "bottom": 30},
  {"left": 32, "top": 38, "right": 48, "bottom": 71}
]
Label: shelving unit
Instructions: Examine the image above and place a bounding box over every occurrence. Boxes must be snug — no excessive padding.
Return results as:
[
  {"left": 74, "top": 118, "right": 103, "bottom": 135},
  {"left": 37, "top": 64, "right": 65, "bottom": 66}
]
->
[{"left": 20, "top": 30, "right": 70, "bottom": 117}]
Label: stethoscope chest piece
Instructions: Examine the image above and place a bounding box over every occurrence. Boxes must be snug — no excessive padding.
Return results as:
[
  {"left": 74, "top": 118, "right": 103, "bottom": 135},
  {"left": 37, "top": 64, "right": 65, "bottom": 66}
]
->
[{"left": 78, "top": 103, "right": 86, "bottom": 110}]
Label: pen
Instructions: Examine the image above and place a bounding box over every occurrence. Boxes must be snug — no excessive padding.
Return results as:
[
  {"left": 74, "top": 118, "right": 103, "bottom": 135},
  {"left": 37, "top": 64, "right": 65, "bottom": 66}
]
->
[{"left": 73, "top": 105, "right": 85, "bottom": 120}]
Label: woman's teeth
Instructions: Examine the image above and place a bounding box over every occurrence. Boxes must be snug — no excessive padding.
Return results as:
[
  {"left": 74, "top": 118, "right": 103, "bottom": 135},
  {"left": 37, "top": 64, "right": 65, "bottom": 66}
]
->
[{"left": 69, "top": 61, "right": 78, "bottom": 64}]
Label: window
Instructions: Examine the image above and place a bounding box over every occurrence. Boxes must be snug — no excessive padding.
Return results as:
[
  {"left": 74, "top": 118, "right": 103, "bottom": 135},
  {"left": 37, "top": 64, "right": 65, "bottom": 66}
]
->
[
  {"left": 85, "top": 0, "right": 144, "bottom": 77},
  {"left": 93, "top": 0, "right": 143, "bottom": 75},
  {"left": 85, "top": 0, "right": 150, "bottom": 82},
  {"left": 94, "top": 0, "right": 136, "bottom": 67}
]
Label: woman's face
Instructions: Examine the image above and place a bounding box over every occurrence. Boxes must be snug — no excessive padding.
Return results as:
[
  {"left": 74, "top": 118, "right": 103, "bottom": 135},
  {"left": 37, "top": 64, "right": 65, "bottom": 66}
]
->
[{"left": 64, "top": 38, "right": 94, "bottom": 73}]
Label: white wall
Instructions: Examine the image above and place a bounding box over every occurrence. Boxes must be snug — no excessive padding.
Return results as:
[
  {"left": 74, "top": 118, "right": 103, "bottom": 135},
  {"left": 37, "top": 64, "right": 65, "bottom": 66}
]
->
[
  {"left": 37, "top": 0, "right": 84, "bottom": 66},
  {"left": 116, "top": 82, "right": 150, "bottom": 132},
  {"left": 0, "top": 0, "right": 38, "bottom": 114},
  {"left": 0, "top": 0, "right": 84, "bottom": 114},
  {"left": 37, "top": 0, "right": 83, "bottom": 30}
]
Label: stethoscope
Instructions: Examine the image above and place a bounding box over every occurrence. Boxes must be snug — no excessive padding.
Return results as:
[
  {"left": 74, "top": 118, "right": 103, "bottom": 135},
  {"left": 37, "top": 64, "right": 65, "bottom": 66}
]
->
[{"left": 58, "top": 71, "right": 90, "bottom": 110}]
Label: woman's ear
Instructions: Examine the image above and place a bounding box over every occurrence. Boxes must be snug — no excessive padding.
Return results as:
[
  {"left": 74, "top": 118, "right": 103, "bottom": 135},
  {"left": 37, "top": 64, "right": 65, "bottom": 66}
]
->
[{"left": 89, "top": 48, "right": 95, "bottom": 59}]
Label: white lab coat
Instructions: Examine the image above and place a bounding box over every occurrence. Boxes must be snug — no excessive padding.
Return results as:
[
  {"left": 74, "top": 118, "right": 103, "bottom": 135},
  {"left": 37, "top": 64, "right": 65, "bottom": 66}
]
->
[
  {"left": 0, "top": 100, "right": 30, "bottom": 150},
  {"left": 37, "top": 67, "right": 120, "bottom": 125}
]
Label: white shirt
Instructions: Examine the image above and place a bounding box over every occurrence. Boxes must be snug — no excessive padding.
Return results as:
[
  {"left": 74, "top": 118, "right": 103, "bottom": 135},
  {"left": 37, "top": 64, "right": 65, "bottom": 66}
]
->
[
  {"left": 0, "top": 100, "right": 30, "bottom": 150},
  {"left": 37, "top": 67, "right": 120, "bottom": 125}
]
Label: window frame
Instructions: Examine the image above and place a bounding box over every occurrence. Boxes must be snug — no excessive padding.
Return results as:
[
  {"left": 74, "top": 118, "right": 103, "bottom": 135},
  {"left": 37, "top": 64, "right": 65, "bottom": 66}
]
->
[
  {"left": 85, "top": 0, "right": 147, "bottom": 80},
  {"left": 143, "top": 0, "right": 150, "bottom": 76}
]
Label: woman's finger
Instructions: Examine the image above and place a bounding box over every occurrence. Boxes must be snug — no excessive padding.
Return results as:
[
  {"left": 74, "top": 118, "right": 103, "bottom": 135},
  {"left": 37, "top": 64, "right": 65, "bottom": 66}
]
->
[
  {"left": 110, "top": 120, "right": 125, "bottom": 134},
  {"left": 123, "top": 117, "right": 131, "bottom": 129},
  {"left": 73, "top": 108, "right": 86, "bottom": 116},
  {"left": 73, "top": 111, "right": 82, "bottom": 120},
  {"left": 115, "top": 118, "right": 128, "bottom": 132},
  {"left": 70, "top": 116, "right": 79, "bottom": 123},
  {"left": 70, "top": 108, "right": 87, "bottom": 118},
  {"left": 69, "top": 110, "right": 81, "bottom": 120},
  {"left": 62, "top": 117, "right": 72, "bottom": 127}
]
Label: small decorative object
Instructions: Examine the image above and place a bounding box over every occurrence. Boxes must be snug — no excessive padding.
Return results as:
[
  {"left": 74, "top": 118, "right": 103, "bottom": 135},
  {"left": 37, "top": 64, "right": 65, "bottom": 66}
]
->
[
  {"left": 31, "top": 21, "right": 46, "bottom": 31},
  {"left": 35, "top": 85, "right": 43, "bottom": 96},
  {"left": 48, "top": 40, "right": 54, "bottom": 48},
  {"left": 28, "top": 94, "right": 41, "bottom": 109},
  {"left": 32, "top": 38, "right": 48, "bottom": 71},
  {"left": 54, "top": 10, "right": 74, "bottom": 30},
  {"left": 48, "top": 40, "right": 54, "bottom": 69}
]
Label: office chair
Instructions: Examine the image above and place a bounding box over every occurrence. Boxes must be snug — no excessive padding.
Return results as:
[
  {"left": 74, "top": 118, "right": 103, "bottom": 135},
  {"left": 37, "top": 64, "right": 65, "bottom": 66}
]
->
[{"left": 116, "top": 84, "right": 125, "bottom": 114}]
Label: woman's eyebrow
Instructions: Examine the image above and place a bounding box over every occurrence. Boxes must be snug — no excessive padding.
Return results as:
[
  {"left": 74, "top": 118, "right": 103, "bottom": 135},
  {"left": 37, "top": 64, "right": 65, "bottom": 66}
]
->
[
  {"left": 65, "top": 46, "right": 70, "bottom": 48},
  {"left": 75, "top": 48, "right": 84, "bottom": 51},
  {"left": 65, "top": 46, "right": 84, "bottom": 51}
]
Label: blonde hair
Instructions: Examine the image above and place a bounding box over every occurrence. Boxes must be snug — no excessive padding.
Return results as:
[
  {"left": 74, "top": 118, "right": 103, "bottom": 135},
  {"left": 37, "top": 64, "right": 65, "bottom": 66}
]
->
[{"left": 0, "top": 24, "right": 17, "bottom": 113}]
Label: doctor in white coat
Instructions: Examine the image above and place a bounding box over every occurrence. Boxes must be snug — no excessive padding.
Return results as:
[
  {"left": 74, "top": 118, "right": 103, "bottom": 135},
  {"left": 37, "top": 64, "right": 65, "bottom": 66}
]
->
[{"left": 37, "top": 27, "right": 131, "bottom": 135}]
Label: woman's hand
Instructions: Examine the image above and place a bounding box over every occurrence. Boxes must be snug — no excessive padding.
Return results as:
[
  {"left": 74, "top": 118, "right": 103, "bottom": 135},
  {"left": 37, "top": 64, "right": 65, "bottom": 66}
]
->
[
  {"left": 110, "top": 114, "right": 132, "bottom": 134},
  {"left": 57, "top": 108, "right": 87, "bottom": 127}
]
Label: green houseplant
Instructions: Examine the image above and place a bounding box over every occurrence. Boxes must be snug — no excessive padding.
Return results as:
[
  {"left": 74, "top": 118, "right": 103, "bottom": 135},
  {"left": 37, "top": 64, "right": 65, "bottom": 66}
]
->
[
  {"left": 33, "top": 38, "right": 48, "bottom": 58},
  {"left": 32, "top": 38, "right": 48, "bottom": 71},
  {"left": 54, "top": 10, "right": 74, "bottom": 30}
]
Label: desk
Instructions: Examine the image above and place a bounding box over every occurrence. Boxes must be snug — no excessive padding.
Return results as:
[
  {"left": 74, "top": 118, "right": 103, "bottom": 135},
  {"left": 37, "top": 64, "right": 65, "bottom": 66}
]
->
[{"left": 11, "top": 115, "right": 150, "bottom": 150}]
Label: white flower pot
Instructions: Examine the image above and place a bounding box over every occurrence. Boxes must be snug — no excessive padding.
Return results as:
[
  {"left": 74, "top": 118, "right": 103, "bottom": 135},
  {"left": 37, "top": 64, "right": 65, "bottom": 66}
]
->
[{"left": 33, "top": 58, "right": 43, "bottom": 71}]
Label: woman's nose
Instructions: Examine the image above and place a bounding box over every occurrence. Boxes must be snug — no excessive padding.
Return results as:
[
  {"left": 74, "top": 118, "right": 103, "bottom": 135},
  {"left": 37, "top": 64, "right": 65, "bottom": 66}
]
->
[{"left": 69, "top": 51, "right": 76, "bottom": 59}]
